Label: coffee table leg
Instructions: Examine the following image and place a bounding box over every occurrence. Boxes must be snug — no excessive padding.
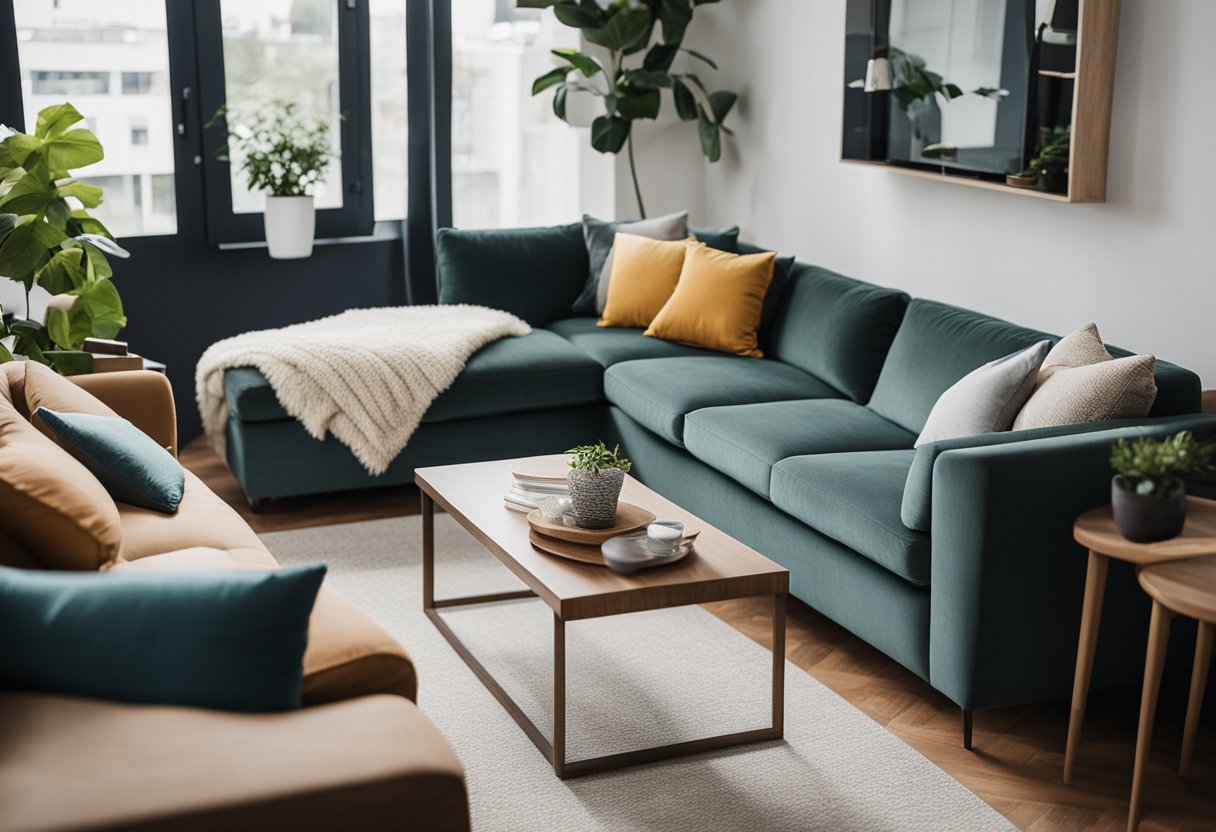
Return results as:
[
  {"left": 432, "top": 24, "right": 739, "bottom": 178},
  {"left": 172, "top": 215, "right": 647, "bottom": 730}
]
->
[
  {"left": 1065, "top": 550, "right": 1109, "bottom": 784},
  {"left": 773, "top": 592, "right": 786, "bottom": 736},
  {"left": 421, "top": 490, "right": 434, "bottom": 610},
  {"left": 553, "top": 612, "right": 566, "bottom": 778}
]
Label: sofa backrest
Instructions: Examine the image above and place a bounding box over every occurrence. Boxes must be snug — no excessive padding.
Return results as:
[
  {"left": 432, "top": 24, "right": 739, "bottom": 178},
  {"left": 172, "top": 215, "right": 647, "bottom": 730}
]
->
[
  {"left": 868, "top": 300, "right": 1050, "bottom": 434},
  {"left": 765, "top": 263, "right": 909, "bottom": 404},
  {"left": 435, "top": 223, "right": 589, "bottom": 326}
]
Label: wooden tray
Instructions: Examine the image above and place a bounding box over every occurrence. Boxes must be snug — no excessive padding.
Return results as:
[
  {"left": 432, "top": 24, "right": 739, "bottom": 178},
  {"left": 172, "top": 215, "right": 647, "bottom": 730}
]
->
[
  {"left": 529, "top": 529, "right": 607, "bottom": 566},
  {"left": 527, "top": 502, "right": 655, "bottom": 545}
]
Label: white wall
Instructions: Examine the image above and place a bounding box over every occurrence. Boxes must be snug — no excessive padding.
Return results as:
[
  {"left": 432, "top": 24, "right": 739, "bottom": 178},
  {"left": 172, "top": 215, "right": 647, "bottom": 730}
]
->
[{"left": 642, "top": 0, "right": 1216, "bottom": 387}]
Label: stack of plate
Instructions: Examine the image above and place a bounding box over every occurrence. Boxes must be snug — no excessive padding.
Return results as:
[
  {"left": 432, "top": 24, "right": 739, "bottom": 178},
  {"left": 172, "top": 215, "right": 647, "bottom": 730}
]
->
[
  {"left": 526, "top": 504, "right": 698, "bottom": 574},
  {"left": 504, "top": 456, "right": 571, "bottom": 513}
]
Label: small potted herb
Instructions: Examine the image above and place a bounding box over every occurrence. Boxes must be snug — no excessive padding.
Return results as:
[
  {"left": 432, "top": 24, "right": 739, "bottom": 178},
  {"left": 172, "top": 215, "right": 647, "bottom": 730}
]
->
[
  {"left": 1027, "top": 126, "right": 1070, "bottom": 194},
  {"left": 565, "top": 442, "right": 632, "bottom": 529},
  {"left": 1109, "top": 431, "right": 1216, "bottom": 542}
]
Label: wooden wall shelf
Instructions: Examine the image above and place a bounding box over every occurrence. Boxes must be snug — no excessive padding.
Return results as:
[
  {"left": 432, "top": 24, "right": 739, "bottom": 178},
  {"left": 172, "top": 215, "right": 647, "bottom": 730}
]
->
[{"left": 840, "top": 0, "right": 1120, "bottom": 204}]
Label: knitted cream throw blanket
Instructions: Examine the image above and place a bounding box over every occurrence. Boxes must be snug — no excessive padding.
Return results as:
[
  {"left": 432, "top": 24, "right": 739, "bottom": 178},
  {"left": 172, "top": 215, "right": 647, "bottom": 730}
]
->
[{"left": 196, "top": 305, "right": 531, "bottom": 476}]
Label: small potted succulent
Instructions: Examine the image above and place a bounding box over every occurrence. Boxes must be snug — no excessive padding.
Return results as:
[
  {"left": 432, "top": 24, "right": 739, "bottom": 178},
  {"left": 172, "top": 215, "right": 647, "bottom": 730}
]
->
[
  {"left": 565, "top": 442, "right": 632, "bottom": 529},
  {"left": 1110, "top": 431, "right": 1216, "bottom": 542}
]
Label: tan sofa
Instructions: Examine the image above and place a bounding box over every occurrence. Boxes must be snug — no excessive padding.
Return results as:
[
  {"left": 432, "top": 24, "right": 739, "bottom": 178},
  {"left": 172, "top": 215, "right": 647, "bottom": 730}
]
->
[{"left": 0, "top": 366, "right": 469, "bottom": 832}]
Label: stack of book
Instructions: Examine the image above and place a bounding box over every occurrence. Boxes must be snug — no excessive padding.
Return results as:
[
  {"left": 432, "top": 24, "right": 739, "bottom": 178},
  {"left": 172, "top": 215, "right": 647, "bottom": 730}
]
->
[
  {"left": 83, "top": 337, "right": 144, "bottom": 372},
  {"left": 504, "top": 456, "right": 571, "bottom": 513}
]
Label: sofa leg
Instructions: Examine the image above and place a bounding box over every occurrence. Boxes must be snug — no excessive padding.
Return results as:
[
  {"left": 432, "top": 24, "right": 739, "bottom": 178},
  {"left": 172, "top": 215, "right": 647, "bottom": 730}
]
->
[
  {"left": 247, "top": 497, "right": 270, "bottom": 514},
  {"left": 962, "top": 708, "right": 974, "bottom": 751}
]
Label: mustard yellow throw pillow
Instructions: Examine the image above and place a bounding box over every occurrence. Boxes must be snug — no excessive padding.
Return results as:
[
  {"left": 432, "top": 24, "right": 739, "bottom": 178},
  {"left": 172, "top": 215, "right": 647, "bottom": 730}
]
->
[
  {"left": 645, "top": 244, "right": 777, "bottom": 357},
  {"left": 598, "top": 233, "right": 696, "bottom": 329}
]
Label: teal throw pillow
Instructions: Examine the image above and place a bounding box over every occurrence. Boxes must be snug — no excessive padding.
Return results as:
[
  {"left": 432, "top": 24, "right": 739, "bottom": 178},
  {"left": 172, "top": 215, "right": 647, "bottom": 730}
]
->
[
  {"left": 0, "top": 564, "right": 327, "bottom": 712},
  {"left": 36, "top": 407, "right": 185, "bottom": 514},
  {"left": 689, "top": 225, "right": 741, "bottom": 254}
]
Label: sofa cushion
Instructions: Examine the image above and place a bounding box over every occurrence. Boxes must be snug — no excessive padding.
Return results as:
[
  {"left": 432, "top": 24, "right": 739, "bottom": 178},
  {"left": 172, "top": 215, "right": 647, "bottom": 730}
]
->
[
  {"left": 547, "top": 317, "right": 718, "bottom": 366},
  {"left": 423, "top": 330, "right": 602, "bottom": 423},
  {"left": 765, "top": 264, "right": 909, "bottom": 404},
  {"left": 770, "top": 450, "right": 929, "bottom": 585},
  {"left": 226, "top": 331, "right": 603, "bottom": 426},
  {"left": 22, "top": 360, "right": 120, "bottom": 440},
  {"left": 0, "top": 398, "right": 122, "bottom": 571},
  {"left": 0, "top": 562, "right": 326, "bottom": 712},
  {"left": 436, "top": 223, "right": 588, "bottom": 326},
  {"left": 117, "top": 470, "right": 270, "bottom": 563},
  {"left": 574, "top": 210, "right": 688, "bottom": 315},
  {"left": 116, "top": 548, "right": 419, "bottom": 705},
  {"left": 685, "top": 399, "right": 916, "bottom": 497},
  {"left": 0, "top": 691, "right": 470, "bottom": 832},
  {"left": 868, "top": 299, "right": 1050, "bottom": 435},
  {"left": 605, "top": 356, "right": 841, "bottom": 447}
]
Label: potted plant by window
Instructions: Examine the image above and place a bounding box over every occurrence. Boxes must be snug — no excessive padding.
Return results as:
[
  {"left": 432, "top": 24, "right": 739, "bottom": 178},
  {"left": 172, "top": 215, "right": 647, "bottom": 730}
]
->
[
  {"left": 1110, "top": 431, "right": 1216, "bottom": 542},
  {"left": 0, "top": 103, "right": 130, "bottom": 374},
  {"left": 565, "top": 442, "right": 632, "bottom": 529},
  {"left": 214, "top": 101, "right": 332, "bottom": 259}
]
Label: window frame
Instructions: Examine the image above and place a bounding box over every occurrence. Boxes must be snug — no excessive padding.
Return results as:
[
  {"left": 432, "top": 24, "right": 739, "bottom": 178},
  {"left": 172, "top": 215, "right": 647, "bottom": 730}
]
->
[{"left": 189, "top": 0, "right": 375, "bottom": 246}]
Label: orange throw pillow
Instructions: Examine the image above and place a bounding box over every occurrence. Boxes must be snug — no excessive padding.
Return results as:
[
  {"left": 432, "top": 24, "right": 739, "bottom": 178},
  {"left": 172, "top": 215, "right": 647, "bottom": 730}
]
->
[
  {"left": 645, "top": 244, "right": 777, "bottom": 357},
  {"left": 598, "top": 234, "right": 700, "bottom": 329},
  {"left": 0, "top": 396, "right": 121, "bottom": 570}
]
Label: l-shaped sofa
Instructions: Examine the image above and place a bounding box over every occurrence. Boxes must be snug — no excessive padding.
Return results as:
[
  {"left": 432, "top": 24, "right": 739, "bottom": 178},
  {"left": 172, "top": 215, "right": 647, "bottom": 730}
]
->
[{"left": 221, "top": 222, "right": 1216, "bottom": 726}]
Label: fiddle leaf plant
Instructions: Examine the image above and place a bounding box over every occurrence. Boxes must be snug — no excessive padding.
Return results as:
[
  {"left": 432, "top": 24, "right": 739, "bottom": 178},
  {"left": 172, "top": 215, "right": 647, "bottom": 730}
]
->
[
  {"left": 0, "top": 102, "right": 129, "bottom": 373},
  {"left": 524, "top": 0, "right": 736, "bottom": 218}
]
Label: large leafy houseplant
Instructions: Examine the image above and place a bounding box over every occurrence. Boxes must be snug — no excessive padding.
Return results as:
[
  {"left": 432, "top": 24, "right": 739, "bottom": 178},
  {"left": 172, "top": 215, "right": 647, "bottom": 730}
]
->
[
  {"left": 525, "top": 0, "right": 736, "bottom": 218},
  {"left": 0, "top": 103, "right": 128, "bottom": 373}
]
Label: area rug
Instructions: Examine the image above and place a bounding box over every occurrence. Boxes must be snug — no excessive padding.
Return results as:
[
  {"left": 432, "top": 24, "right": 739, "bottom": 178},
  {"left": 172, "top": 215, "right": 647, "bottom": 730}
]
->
[{"left": 261, "top": 515, "right": 1015, "bottom": 832}]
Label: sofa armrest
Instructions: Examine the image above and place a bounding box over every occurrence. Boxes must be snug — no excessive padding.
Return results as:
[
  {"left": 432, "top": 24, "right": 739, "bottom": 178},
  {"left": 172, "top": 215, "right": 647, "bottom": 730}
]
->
[
  {"left": 71, "top": 370, "right": 178, "bottom": 457},
  {"left": 927, "top": 413, "right": 1216, "bottom": 710},
  {"left": 0, "top": 691, "right": 469, "bottom": 832}
]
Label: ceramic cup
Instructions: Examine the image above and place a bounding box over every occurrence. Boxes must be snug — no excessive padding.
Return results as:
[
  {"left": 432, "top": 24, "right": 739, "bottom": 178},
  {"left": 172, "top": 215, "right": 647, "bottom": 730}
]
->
[{"left": 646, "top": 520, "right": 684, "bottom": 555}]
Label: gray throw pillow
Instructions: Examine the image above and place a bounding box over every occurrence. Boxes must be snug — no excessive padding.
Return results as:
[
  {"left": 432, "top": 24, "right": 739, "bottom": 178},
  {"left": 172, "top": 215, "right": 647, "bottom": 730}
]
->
[
  {"left": 915, "top": 340, "right": 1051, "bottom": 447},
  {"left": 573, "top": 211, "right": 689, "bottom": 315}
]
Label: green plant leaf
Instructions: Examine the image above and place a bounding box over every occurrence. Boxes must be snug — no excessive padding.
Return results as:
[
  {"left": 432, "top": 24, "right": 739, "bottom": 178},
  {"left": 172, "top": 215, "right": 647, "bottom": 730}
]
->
[
  {"left": 553, "top": 84, "right": 569, "bottom": 121},
  {"left": 681, "top": 47, "right": 718, "bottom": 69},
  {"left": 68, "top": 209, "right": 112, "bottom": 239},
  {"left": 551, "top": 48, "right": 601, "bottom": 77},
  {"left": 0, "top": 341, "right": 14, "bottom": 364},
  {"left": 616, "top": 88, "right": 661, "bottom": 120},
  {"left": 35, "top": 103, "right": 86, "bottom": 139},
  {"left": 658, "top": 0, "right": 694, "bottom": 44},
  {"left": 532, "top": 67, "right": 569, "bottom": 96},
  {"left": 35, "top": 248, "right": 87, "bottom": 294},
  {"left": 644, "top": 43, "right": 680, "bottom": 72},
  {"left": 75, "top": 276, "right": 126, "bottom": 339},
  {"left": 590, "top": 115, "right": 631, "bottom": 154},
  {"left": 55, "top": 180, "right": 104, "bottom": 208},
  {"left": 0, "top": 221, "right": 67, "bottom": 282},
  {"left": 552, "top": 2, "right": 604, "bottom": 29},
  {"left": 697, "top": 107, "right": 722, "bottom": 161},
  {"left": 0, "top": 133, "right": 43, "bottom": 169},
  {"left": 707, "top": 90, "right": 737, "bottom": 123},
  {"left": 10, "top": 318, "right": 51, "bottom": 351},
  {"left": 584, "top": 6, "right": 652, "bottom": 52},
  {"left": 44, "top": 129, "right": 104, "bottom": 171},
  {"left": 624, "top": 69, "right": 673, "bottom": 89},
  {"left": 672, "top": 78, "right": 698, "bottom": 121},
  {"left": 0, "top": 212, "right": 17, "bottom": 241},
  {"left": 46, "top": 350, "right": 94, "bottom": 376}
]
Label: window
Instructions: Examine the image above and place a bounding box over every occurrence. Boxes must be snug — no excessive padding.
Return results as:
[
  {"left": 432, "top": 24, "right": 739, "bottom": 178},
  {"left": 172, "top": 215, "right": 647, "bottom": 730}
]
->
[
  {"left": 194, "top": 0, "right": 375, "bottom": 243},
  {"left": 369, "top": 0, "right": 408, "bottom": 221},
  {"left": 31, "top": 70, "right": 111, "bottom": 96},
  {"left": 121, "top": 71, "right": 165, "bottom": 95},
  {"left": 13, "top": 0, "right": 177, "bottom": 237},
  {"left": 449, "top": 0, "right": 612, "bottom": 228}
]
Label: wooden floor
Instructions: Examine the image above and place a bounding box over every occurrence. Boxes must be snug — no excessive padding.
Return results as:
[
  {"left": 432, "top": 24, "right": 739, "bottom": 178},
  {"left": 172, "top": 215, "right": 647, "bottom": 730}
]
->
[{"left": 183, "top": 440, "right": 1216, "bottom": 831}]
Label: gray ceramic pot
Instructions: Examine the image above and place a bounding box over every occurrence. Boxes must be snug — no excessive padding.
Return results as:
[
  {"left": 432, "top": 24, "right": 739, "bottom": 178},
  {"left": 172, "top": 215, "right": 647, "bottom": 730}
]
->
[
  {"left": 1112, "top": 474, "right": 1187, "bottom": 543},
  {"left": 567, "top": 468, "right": 624, "bottom": 529}
]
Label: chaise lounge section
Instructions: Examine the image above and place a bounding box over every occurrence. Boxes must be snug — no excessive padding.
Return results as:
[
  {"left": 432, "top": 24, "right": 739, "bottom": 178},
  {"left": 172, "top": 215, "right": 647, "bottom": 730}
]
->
[{"left": 218, "top": 223, "right": 1216, "bottom": 725}]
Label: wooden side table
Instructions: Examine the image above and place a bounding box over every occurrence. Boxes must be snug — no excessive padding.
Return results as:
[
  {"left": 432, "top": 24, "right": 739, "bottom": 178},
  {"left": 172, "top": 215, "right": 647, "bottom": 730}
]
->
[
  {"left": 1065, "top": 497, "right": 1216, "bottom": 785},
  {"left": 1129, "top": 557, "right": 1216, "bottom": 831}
]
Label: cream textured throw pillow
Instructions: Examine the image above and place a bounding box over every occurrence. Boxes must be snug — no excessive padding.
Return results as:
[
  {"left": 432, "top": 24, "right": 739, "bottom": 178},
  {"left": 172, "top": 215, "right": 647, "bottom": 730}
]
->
[
  {"left": 915, "top": 340, "right": 1051, "bottom": 447},
  {"left": 1012, "top": 323, "right": 1157, "bottom": 430}
]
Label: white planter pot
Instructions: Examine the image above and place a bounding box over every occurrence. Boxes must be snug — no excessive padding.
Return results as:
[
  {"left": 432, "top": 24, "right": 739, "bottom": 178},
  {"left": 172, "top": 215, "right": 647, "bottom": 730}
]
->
[{"left": 263, "top": 195, "right": 315, "bottom": 259}]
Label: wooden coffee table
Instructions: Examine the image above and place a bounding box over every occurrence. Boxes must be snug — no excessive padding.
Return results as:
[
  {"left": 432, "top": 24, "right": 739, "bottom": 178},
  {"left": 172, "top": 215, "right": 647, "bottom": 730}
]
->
[{"left": 415, "top": 457, "right": 790, "bottom": 779}]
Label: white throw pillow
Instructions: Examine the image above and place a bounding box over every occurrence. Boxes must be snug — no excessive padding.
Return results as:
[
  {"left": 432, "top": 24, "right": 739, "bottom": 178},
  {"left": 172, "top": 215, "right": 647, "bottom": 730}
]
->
[
  {"left": 915, "top": 340, "right": 1051, "bottom": 447},
  {"left": 1013, "top": 323, "right": 1157, "bottom": 430}
]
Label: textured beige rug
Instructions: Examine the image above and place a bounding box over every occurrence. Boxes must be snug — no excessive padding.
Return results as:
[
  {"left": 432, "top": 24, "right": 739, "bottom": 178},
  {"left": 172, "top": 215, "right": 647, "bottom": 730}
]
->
[{"left": 262, "top": 515, "right": 1016, "bottom": 832}]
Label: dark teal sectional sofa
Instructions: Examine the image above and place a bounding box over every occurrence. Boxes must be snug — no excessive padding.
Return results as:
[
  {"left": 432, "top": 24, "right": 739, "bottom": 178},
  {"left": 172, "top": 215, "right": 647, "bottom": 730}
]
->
[{"left": 222, "top": 223, "right": 1216, "bottom": 732}]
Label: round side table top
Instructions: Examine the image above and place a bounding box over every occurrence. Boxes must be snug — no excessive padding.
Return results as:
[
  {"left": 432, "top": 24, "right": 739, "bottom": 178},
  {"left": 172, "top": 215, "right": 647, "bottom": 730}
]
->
[
  {"left": 1074, "top": 496, "right": 1216, "bottom": 565},
  {"left": 1138, "top": 556, "right": 1216, "bottom": 623}
]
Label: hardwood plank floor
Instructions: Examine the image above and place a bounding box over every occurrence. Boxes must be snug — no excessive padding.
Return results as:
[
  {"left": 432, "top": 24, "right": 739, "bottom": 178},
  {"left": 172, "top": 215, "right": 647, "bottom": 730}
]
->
[{"left": 183, "top": 439, "right": 1216, "bottom": 831}]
